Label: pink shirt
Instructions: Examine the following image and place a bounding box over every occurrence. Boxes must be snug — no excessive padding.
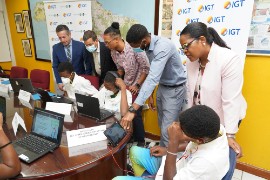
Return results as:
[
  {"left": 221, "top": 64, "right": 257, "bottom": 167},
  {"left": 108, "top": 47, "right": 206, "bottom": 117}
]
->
[{"left": 111, "top": 41, "right": 150, "bottom": 86}]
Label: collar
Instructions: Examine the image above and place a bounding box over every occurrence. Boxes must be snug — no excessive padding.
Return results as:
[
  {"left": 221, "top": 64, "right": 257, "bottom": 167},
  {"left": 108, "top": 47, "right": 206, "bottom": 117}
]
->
[
  {"left": 148, "top": 34, "right": 156, "bottom": 51},
  {"left": 206, "top": 43, "right": 219, "bottom": 63},
  {"left": 64, "top": 39, "right": 73, "bottom": 48},
  {"left": 96, "top": 41, "right": 100, "bottom": 53}
]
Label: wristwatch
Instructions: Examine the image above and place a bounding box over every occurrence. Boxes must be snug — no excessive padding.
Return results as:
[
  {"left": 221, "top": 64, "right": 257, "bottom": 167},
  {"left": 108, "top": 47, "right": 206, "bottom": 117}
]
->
[
  {"left": 135, "top": 83, "right": 141, "bottom": 89},
  {"left": 128, "top": 106, "right": 137, "bottom": 113},
  {"left": 226, "top": 134, "right": 236, "bottom": 139}
]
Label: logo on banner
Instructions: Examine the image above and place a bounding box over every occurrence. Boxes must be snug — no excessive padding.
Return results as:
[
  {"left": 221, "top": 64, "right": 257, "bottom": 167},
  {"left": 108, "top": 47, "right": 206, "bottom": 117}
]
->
[
  {"left": 186, "top": 18, "right": 199, "bottom": 24},
  {"left": 79, "top": 21, "right": 88, "bottom": 25},
  {"left": 177, "top": 8, "right": 191, "bottom": 15},
  {"left": 48, "top": 4, "right": 56, "bottom": 9},
  {"left": 224, "top": 0, "right": 245, "bottom": 9},
  {"left": 78, "top": 3, "right": 87, "bottom": 8},
  {"left": 176, "top": 30, "right": 181, "bottom": 36},
  {"left": 66, "top": 5, "right": 71, "bottom": 8},
  {"left": 198, "top": 4, "right": 214, "bottom": 12},
  {"left": 207, "top": 16, "right": 225, "bottom": 24},
  {"left": 49, "top": 22, "right": 58, "bottom": 26},
  {"left": 220, "top": 28, "right": 241, "bottom": 36},
  {"left": 187, "top": 0, "right": 198, "bottom": 2},
  {"left": 63, "top": 13, "right": 72, "bottom": 17},
  {"left": 51, "top": 37, "right": 59, "bottom": 41}
]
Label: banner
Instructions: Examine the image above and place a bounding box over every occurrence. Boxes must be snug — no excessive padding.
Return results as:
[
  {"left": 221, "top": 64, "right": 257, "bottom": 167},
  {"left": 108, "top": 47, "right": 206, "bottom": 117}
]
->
[
  {"left": 44, "top": 0, "right": 92, "bottom": 61},
  {"left": 171, "top": 0, "right": 254, "bottom": 63}
]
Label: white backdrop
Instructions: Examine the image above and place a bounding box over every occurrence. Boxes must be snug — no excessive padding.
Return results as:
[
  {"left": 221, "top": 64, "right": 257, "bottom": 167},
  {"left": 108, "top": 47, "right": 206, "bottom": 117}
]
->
[{"left": 171, "top": 0, "right": 254, "bottom": 63}]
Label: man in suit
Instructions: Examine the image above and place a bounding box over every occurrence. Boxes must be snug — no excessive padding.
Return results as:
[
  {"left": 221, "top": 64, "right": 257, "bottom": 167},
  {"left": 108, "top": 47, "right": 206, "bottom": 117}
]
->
[
  {"left": 83, "top": 30, "right": 117, "bottom": 86},
  {"left": 52, "top": 25, "right": 91, "bottom": 90}
]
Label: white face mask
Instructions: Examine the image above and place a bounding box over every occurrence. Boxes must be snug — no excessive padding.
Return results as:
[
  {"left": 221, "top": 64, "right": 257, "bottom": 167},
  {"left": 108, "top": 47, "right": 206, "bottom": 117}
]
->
[{"left": 61, "top": 77, "right": 70, "bottom": 85}]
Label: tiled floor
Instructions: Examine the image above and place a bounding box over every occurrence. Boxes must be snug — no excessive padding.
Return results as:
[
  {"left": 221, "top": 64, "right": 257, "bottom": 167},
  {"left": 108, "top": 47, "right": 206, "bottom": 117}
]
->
[{"left": 233, "top": 169, "right": 266, "bottom": 180}]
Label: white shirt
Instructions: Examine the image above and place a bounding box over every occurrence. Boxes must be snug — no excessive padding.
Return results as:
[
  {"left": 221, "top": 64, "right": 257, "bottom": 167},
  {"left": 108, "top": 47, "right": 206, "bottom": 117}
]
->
[
  {"left": 155, "top": 125, "right": 229, "bottom": 180},
  {"left": 93, "top": 42, "right": 101, "bottom": 75},
  {"left": 93, "top": 87, "right": 132, "bottom": 118},
  {"left": 62, "top": 73, "right": 98, "bottom": 100}
]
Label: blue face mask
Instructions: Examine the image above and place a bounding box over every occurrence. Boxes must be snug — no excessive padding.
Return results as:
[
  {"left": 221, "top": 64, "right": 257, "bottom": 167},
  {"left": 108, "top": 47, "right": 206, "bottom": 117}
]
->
[
  {"left": 133, "top": 47, "right": 144, "bottom": 53},
  {"left": 86, "top": 45, "right": 97, "bottom": 53}
]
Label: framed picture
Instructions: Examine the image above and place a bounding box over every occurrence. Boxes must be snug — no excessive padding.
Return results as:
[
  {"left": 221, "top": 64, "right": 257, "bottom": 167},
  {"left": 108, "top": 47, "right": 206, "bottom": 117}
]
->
[
  {"left": 21, "top": 39, "right": 32, "bottom": 57},
  {"left": 14, "top": 13, "right": 24, "bottom": 33},
  {"left": 22, "top": 10, "right": 32, "bottom": 38}
]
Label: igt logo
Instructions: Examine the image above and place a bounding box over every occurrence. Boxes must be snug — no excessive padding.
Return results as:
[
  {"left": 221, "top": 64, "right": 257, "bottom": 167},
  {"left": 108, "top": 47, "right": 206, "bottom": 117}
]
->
[
  {"left": 48, "top": 4, "right": 56, "bottom": 9},
  {"left": 176, "top": 30, "right": 181, "bottom": 36},
  {"left": 79, "top": 21, "right": 87, "bottom": 25},
  {"left": 198, "top": 4, "right": 214, "bottom": 12},
  {"left": 186, "top": 18, "right": 199, "bottom": 24},
  {"left": 224, "top": 0, "right": 245, "bottom": 9},
  {"left": 207, "top": 16, "right": 225, "bottom": 24},
  {"left": 177, "top": 8, "right": 191, "bottom": 15},
  {"left": 78, "top": 4, "right": 87, "bottom": 8},
  {"left": 221, "top": 28, "right": 241, "bottom": 36},
  {"left": 51, "top": 37, "right": 59, "bottom": 41},
  {"left": 49, "top": 22, "right": 58, "bottom": 26},
  {"left": 63, "top": 13, "right": 71, "bottom": 17},
  {"left": 66, "top": 5, "right": 71, "bottom": 8}
]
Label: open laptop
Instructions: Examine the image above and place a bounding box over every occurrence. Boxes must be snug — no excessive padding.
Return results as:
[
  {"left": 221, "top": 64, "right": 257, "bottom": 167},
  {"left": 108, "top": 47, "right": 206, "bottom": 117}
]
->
[
  {"left": 36, "top": 88, "right": 73, "bottom": 104},
  {"left": 75, "top": 93, "right": 114, "bottom": 122},
  {"left": 12, "top": 108, "right": 64, "bottom": 163},
  {"left": 10, "top": 78, "right": 36, "bottom": 93}
]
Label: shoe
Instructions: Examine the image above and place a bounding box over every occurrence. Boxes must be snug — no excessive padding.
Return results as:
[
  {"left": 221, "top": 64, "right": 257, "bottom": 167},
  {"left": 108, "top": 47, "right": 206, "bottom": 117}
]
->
[
  {"left": 137, "top": 141, "right": 145, "bottom": 147},
  {"left": 127, "top": 164, "right": 134, "bottom": 176}
]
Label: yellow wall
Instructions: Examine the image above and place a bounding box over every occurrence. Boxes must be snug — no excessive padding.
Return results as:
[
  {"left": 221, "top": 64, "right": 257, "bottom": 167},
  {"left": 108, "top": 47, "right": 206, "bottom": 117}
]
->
[{"left": 2, "top": 0, "right": 55, "bottom": 92}]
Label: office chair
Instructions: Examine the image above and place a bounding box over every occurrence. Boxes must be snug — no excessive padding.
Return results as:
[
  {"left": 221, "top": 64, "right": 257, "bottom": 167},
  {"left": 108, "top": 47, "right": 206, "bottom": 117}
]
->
[
  {"left": 30, "top": 69, "right": 50, "bottom": 91},
  {"left": 10, "top": 66, "right": 28, "bottom": 78},
  {"left": 79, "top": 74, "right": 99, "bottom": 90}
]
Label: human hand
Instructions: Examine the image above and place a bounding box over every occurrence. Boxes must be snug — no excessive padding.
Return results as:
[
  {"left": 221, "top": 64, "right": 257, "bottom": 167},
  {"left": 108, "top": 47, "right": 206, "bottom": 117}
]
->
[
  {"left": 121, "top": 111, "right": 135, "bottom": 130},
  {"left": 58, "top": 84, "right": 64, "bottom": 91},
  {"left": 150, "top": 146, "right": 167, "bottom": 157},
  {"left": 148, "top": 95, "right": 156, "bottom": 111},
  {"left": 129, "top": 85, "right": 139, "bottom": 95},
  {"left": 0, "top": 113, "right": 3, "bottom": 130},
  {"left": 228, "top": 137, "right": 243, "bottom": 158},
  {"left": 115, "top": 78, "right": 126, "bottom": 90},
  {"left": 167, "top": 122, "right": 183, "bottom": 146}
]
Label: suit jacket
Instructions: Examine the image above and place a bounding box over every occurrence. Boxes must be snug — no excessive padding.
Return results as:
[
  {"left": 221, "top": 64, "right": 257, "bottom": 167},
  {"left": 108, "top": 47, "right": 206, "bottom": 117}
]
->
[
  {"left": 186, "top": 43, "right": 247, "bottom": 134},
  {"left": 89, "top": 41, "right": 117, "bottom": 85},
  {"left": 52, "top": 39, "right": 92, "bottom": 84}
]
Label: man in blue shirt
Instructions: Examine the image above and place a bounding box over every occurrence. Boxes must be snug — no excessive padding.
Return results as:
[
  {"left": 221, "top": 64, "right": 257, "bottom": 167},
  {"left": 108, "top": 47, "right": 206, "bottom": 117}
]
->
[{"left": 123, "top": 24, "right": 187, "bottom": 147}]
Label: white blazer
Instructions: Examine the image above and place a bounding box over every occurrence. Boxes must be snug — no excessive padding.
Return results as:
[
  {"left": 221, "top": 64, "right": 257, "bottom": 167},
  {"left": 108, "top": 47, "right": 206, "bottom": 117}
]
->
[{"left": 186, "top": 43, "right": 247, "bottom": 134}]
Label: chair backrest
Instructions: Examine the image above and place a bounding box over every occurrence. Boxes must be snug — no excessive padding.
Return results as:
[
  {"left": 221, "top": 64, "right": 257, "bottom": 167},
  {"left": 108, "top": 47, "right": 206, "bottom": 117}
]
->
[
  {"left": 30, "top": 69, "right": 50, "bottom": 91},
  {"left": 79, "top": 74, "right": 99, "bottom": 90},
  {"left": 10, "top": 66, "right": 28, "bottom": 78}
]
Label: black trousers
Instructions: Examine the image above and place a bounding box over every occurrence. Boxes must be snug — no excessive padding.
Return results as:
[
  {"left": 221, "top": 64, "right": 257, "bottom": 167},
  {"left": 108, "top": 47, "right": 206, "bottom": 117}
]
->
[{"left": 132, "top": 106, "right": 145, "bottom": 142}]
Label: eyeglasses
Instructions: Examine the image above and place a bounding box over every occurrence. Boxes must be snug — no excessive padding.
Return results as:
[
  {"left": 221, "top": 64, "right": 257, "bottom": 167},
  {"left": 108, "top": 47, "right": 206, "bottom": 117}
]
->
[
  {"left": 105, "top": 38, "right": 116, "bottom": 45},
  {"left": 180, "top": 38, "right": 197, "bottom": 51}
]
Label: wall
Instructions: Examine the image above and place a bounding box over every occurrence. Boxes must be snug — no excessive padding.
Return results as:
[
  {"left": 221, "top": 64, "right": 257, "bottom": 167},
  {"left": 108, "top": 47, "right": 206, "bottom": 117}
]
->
[{"left": 2, "top": 0, "right": 55, "bottom": 92}]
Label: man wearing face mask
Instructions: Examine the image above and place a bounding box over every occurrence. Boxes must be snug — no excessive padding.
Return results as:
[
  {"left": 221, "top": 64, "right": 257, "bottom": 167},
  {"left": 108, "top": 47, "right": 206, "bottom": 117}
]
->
[
  {"left": 83, "top": 30, "right": 117, "bottom": 86},
  {"left": 58, "top": 62, "right": 98, "bottom": 100}
]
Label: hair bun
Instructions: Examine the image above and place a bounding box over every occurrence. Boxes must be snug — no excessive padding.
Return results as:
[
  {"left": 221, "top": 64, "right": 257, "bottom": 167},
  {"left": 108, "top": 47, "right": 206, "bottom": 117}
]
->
[{"left": 111, "top": 22, "right": 120, "bottom": 30}]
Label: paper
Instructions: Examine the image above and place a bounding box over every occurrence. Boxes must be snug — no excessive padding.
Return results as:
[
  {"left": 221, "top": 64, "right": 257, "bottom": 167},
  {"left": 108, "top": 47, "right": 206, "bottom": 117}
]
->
[
  {"left": 46, "top": 102, "right": 71, "bottom": 115},
  {"left": 0, "top": 84, "right": 9, "bottom": 98},
  {"left": 64, "top": 115, "right": 73, "bottom": 123},
  {"left": 18, "top": 98, "right": 33, "bottom": 109},
  {"left": 68, "top": 140, "right": 107, "bottom": 157},
  {"left": 12, "top": 112, "right": 27, "bottom": 135},
  {"left": 66, "top": 125, "right": 107, "bottom": 147},
  {"left": 18, "top": 89, "right": 31, "bottom": 102}
]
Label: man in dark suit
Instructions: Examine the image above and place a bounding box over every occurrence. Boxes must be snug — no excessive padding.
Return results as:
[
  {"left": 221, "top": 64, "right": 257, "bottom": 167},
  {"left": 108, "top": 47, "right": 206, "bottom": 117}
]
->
[
  {"left": 83, "top": 30, "right": 117, "bottom": 86},
  {"left": 52, "top": 25, "right": 91, "bottom": 90}
]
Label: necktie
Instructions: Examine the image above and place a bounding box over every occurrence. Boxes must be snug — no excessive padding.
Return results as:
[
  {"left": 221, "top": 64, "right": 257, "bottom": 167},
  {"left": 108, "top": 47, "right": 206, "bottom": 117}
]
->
[{"left": 66, "top": 45, "right": 71, "bottom": 62}]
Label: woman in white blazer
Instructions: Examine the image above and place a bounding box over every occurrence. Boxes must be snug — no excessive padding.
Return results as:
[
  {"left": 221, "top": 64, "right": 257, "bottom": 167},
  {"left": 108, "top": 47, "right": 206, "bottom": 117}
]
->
[{"left": 179, "top": 22, "right": 247, "bottom": 180}]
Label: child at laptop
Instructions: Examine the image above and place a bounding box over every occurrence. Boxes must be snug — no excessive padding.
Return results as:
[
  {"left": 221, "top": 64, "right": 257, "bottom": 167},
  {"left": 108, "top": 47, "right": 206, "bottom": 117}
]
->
[
  {"left": 58, "top": 62, "right": 98, "bottom": 100},
  {"left": 93, "top": 71, "right": 132, "bottom": 119}
]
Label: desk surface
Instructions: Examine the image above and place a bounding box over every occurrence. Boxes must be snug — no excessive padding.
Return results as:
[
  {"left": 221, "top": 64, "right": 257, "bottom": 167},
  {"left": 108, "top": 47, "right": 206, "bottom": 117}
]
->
[{"left": 2, "top": 94, "right": 131, "bottom": 179}]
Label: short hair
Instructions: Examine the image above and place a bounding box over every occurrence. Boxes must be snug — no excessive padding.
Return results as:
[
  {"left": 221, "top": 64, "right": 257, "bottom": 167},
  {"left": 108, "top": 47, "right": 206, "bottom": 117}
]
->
[
  {"left": 83, "top": 30, "right": 97, "bottom": 41},
  {"left": 56, "top": 24, "right": 70, "bottom": 33},
  {"left": 179, "top": 105, "right": 220, "bottom": 139},
  {"left": 126, "top": 24, "right": 149, "bottom": 44},
  {"left": 104, "top": 71, "right": 119, "bottom": 84},
  {"left": 103, "top": 22, "right": 121, "bottom": 37},
  {"left": 58, "top": 62, "right": 74, "bottom": 74}
]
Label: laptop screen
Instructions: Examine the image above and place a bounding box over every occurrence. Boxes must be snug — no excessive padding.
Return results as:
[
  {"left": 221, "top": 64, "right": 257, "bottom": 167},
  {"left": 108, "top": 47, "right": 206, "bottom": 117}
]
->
[{"left": 31, "top": 108, "right": 64, "bottom": 144}]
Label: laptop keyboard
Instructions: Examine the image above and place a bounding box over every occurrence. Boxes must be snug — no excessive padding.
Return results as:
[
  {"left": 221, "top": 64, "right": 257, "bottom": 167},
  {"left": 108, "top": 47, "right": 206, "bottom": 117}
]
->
[{"left": 16, "top": 134, "right": 56, "bottom": 154}]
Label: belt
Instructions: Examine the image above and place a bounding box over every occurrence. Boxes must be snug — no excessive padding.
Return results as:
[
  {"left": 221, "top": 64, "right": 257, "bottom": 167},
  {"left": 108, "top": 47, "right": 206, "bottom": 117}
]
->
[{"left": 160, "top": 82, "right": 185, "bottom": 88}]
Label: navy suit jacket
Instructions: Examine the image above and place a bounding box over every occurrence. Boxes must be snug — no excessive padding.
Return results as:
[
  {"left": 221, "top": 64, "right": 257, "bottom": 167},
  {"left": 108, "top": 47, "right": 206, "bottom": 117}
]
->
[
  {"left": 52, "top": 39, "right": 92, "bottom": 84},
  {"left": 89, "top": 41, "right": 117, "bottom": 85}
]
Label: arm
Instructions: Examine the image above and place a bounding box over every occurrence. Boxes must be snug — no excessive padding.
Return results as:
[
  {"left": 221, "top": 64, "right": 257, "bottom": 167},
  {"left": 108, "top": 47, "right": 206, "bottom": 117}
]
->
[
  {"left": 0, "top": 114, "right": 21, "bottom": 179},
  {"left": 52, "top": 45, "right": 62, "bottom": 84},
  {"left": 115, "top": 78, "right": 129, "bottom": 117}
]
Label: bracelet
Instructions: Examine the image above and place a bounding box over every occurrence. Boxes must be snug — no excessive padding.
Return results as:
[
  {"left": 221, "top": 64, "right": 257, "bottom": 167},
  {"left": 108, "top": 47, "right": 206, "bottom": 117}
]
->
[
  {"left": 167, "top": 150, "right": 178, "bottom": 156},
  {"left": 135, "top": 83, "right": 141, "bottom": 89},
  {"left": 227, "top": 134, "right": 236, "bottom": 139},
  {"left": 0, "top": 141, "right": 12, "bottom": 150}
]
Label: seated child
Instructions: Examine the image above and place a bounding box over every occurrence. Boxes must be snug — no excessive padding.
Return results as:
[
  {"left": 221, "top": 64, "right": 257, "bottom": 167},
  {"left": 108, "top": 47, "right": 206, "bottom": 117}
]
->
[{"left": 58, "top": 62, "right": 98, "bottom": 100}]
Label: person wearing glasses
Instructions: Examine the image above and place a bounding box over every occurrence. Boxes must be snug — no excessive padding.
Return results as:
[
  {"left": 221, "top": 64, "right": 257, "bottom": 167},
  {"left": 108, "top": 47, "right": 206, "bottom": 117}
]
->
[
  {"left": 103, "top": 22, "right": 150, "bottom": 147},
  {"left": 123, "top": 24, "right": 187, "bottom": 147},
  {"left": 113, "top": 105, "right": 229, "bottom": 180},
  {"left": 179, "top": 22, "right": 247, "bottom": 180}
]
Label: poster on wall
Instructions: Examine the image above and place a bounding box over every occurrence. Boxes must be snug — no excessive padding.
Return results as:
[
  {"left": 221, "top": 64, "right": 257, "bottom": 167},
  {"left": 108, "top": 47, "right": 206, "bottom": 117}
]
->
[
  {"left": 158, "top": 0, "right": 173, "bottom": 39},
  {"left": 171, "top": 0, "right": 254, "bottom": 64},
  {"left": 247, "top": 0, "right": 270, "bottom": 55}
]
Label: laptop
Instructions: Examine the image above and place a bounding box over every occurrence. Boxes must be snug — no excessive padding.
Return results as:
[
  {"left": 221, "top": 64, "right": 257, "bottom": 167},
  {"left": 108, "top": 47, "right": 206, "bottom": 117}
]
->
[
  {"left": 12, "top": 108, "right": 64, "bottom": 163},
  {"left": 36, "top": 88, "right": 73, "bottom": 104},
  {"left": 10, "top": 78, "right": 36, "bottom": 93},
  {"left": 75, "top": 93, "right": 114, "bottom": 121}
]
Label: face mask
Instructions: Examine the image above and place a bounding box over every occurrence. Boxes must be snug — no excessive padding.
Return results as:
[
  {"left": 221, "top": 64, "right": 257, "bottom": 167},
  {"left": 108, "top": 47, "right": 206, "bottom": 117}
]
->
[
  {"left": 133, "top": 47, "right": 144, "bottom": 53},
  {"left": 61, "top": 77, "right": 70, "bottom": 85},
  {"left": 86, "top": 45, "right": 97, "bottom": 53}
]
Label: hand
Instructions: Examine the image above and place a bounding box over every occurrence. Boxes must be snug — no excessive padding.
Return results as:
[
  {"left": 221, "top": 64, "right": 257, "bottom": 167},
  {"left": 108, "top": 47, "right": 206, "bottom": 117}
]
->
[
  {"left": 121, "top": 111, "right": 135, "bottom": 130},
  {"left": 58, "top": 84, "right": 64, "bottom": 91},
  {"left": 167, "top": 122, "right": 183, "bottom": 146},
  {"left": 150, "top": 146, "right": 167, "bottom": 157},
  {"left": 228, "top": 137, "right": 243, "bottom": 158},
  {"left": 148, "top": 95, "right": 156, "bottom": 111},
  {"left": 0, "top": 113, "right": 3, "bottom": 130},
  {"left": 115, "top": 78, "right": 126, "bottom": 91},
  {"left": 129, "top": 85, "right": 139, "bottom": 95}
]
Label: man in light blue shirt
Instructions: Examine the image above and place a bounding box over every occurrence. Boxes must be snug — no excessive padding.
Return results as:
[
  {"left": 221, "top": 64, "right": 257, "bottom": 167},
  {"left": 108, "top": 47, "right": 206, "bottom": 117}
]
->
[{"left": 123, "top": 24, "right": 187, "bottom": 147}]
